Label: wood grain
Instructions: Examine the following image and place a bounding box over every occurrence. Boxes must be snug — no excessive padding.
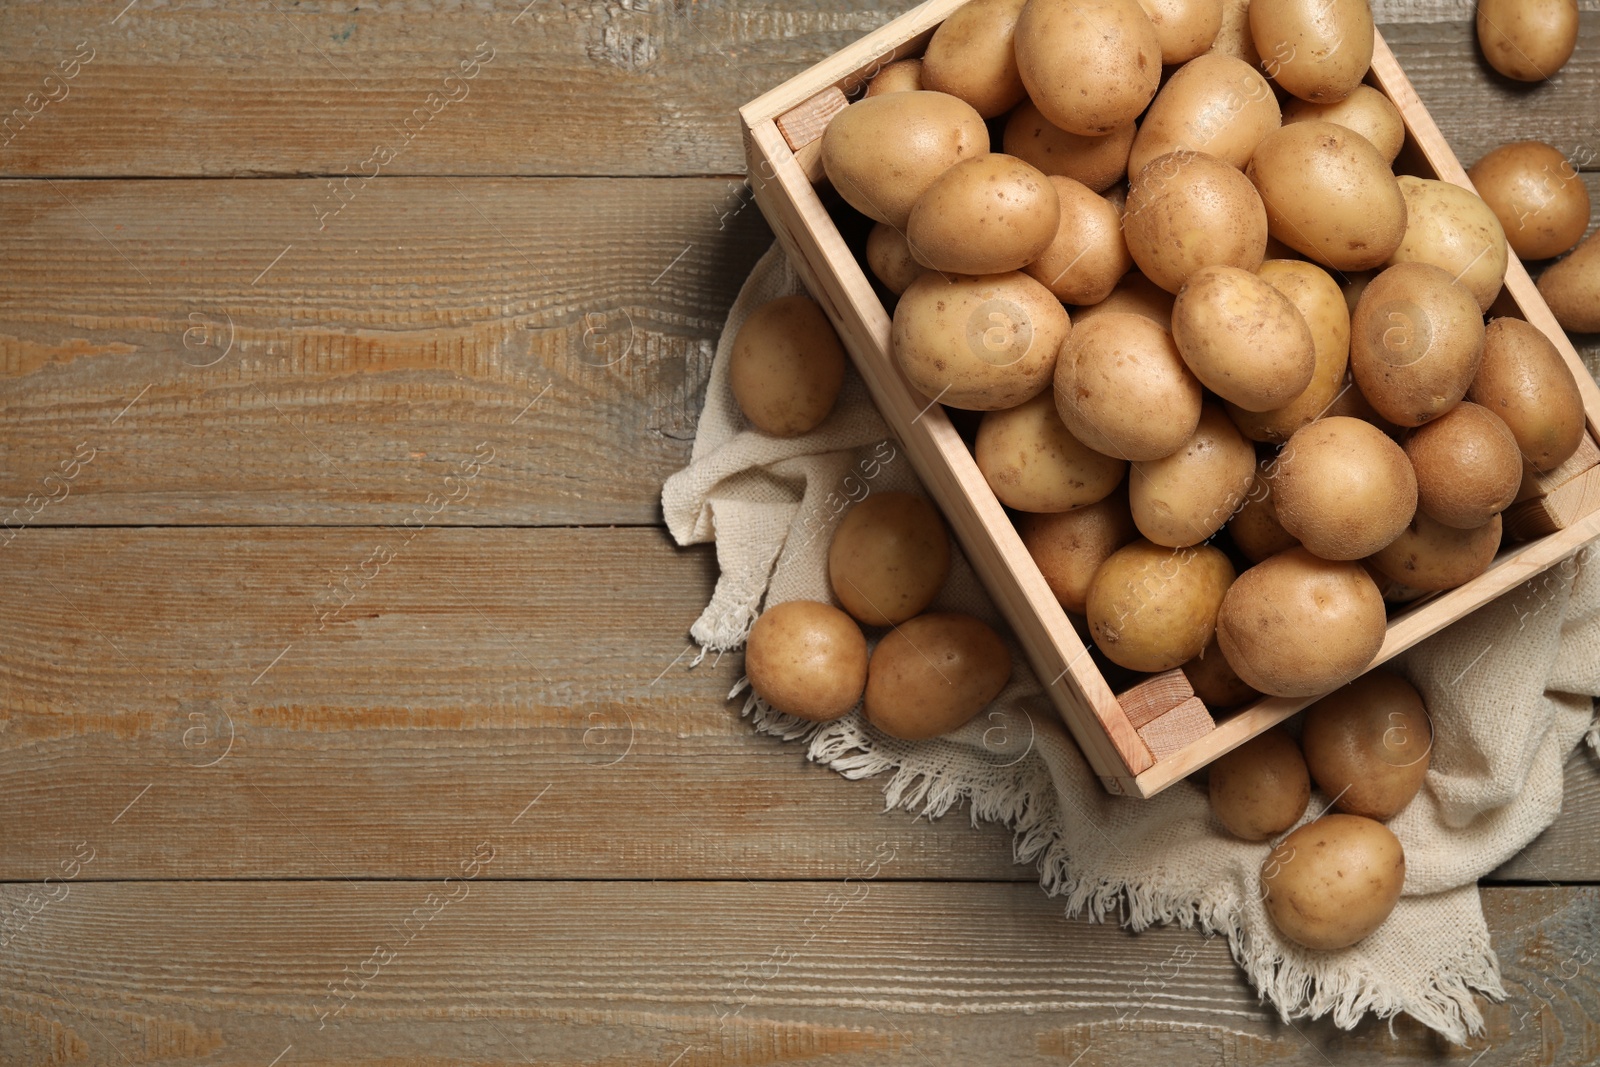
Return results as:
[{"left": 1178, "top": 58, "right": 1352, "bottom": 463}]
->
[{"left": 1, "top": 881, "right": 1594, "bottom": 1066}]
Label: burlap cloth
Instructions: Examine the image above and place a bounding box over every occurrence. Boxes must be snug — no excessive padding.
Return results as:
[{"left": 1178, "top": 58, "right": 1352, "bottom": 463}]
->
[{"left": 662, "top": 244, "right": 1600, "bottom": 1041}]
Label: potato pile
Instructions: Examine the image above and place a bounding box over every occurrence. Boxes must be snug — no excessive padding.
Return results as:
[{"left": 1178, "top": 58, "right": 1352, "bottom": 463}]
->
[{"left": 820, "top": 0, "right": 1591, "bottom": 702}]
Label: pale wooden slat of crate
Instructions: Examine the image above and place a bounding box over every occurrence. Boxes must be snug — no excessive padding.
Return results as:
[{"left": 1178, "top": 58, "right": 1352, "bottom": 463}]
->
[
  {"left": 1505, "top": 465, "right": 1600, "bottom": 543},
  {"left": 1137, "top": 697, "right": 1217, "bottom": 761},
  {"left": 1117, "top": 670, "right": 1196, "bottom": 729},
  {"left": 1515, "top": 435, "right": 1600, "bottom": 504}
]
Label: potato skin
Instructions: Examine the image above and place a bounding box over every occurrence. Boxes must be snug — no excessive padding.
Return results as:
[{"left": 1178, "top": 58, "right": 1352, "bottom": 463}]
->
[
  {"left": 1404, "top": 402, "right": 1523, "bottom": 529},
  {"left": 1302, "top": 672, "right": 1432, "bottom": 821},
  {"left": 1228, "top": 459, "right": 1302, "bottom": 562},
  {"left": 1072, "top": 272, "right": 1175, "bottom": 324},
  {"left": 1468, "top": 317, "right": 1586, "bottom": 472},
  {"left": 1476, "top": 0, "right": 1578, "bottom": 82},
  {"left": 821, "top": 91, "right": 989, "bottom": 227},
  {"left": 1249, "top": 0, "right": 1374, "bottom": 103},
  {"left": 1136, "top": 0, "right": 1225, "bottom": 67},
  {"left": 1086, "top": 540, "right": 1235, "bottom": 672},
  {"left": 864, "top": 613, "right": 1012, "bottom": 739},
  {"left": 1271, "top": 416, "right": 1418, "bottom": 560},
  {"left": 1226, "top": 260, "right": 1350, "bottom": 443},
  {"left": 1349, "top": 262, "right": 1486, "bottom": 428},
  {"left": 1208, "top": 727, "right": 1310, "bottom": 840},
  {"left": 1281, "top": 85, "right": 1405, "bottom": 165},
  {"left": 1261, "top": 814, "right": 1405, "bottom": 950},
  {"left": 1003, "top": 100, "right": 1135, "bottom": 193},
  {"left": 864, "top": 58, "right": 923, "bottom": 97},
  {"left": 1130, "top": 403, "right": 1257, "bottom": 547},
  {"left": 1172, "top": 264, "right": 1317, "bottom": 412},
  {"left": 1385, "top": 176, "right": 1509, "bottom": 313},
  {"left": 1019, "top": 490, "right": 1139, "bottom": 614},
  {"left": 1368, "top": 511, "right": 1503, "bottom": 592},
  {"left": 1183, "top": 634, "right": 1261, "bottom": 708},
  {"left": 828, "top": 492, "right": 951, "bottom": 626},
  {"left": 729, "top": 296, "right": 847, "bottom": 436},
  {"left": 1537, "top": 229, "right": 1600, "bottom": 334},
  {"left": 1469, "top": 141, "right": 1591, "bottom": 262},
  {"left": 1024, "top": 177, "right": 1133, "bottom": 305},
  {"left": 907, "top": 153, "right": 1061, "bottom": 275},
  {"left": 1128, "top": 53, "right": 1280, "bottom": 175},
  {"left": 746, "top": 601, "right": 868, "bottom": 721},
  {"left": 866, "top": 223, "right": 924, "bottom": 295},
  {"left": 1125, "top": 151, "right": 1269, "bottom": 294},
  {"left": 921, "top": 0, "right": 1029, "bottom": 117},
  {"left": 1015, "top": 0, "right": 1163, "bottom": 136},
  {"left": 1054, "top": 312, "right": 1204, "bottom": 461},
  {"left": 975, "top": 390, "right": 1127, "bottom": 513}
]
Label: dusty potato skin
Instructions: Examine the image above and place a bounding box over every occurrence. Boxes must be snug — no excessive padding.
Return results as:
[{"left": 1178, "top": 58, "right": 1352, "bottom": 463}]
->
[
  {"left": 1228, "top": 459, "right": 1302, "bottom": 562},
  {"left": 1018, "top": 489, "right": 1139, "bottom": 614},
  {"left": 921, "top": 0, "right": 1029, "bottom": 118},
  {"left": 1003, "top": 100, "right": 1136, "bottom": 193},
  {"left": 1085, "top": 540, "right": 1235, "bottom": 672},
  {"left": 1385, "top": 177, "right": 1509, "bottom": 313},
  {"left": 1469, "top": 140, "right": 1591, "bottom": 262},
  {"left": 1024, "top": 176, "right": 1133, "bottom": 305},
  {"left": 1172, "top": 265, "right": 1317, "bottom": 412},
  {"left": 1537, "top": 229, "right": 1600, "bottom": 334},
  {"left": 1404, "top": 402, "right": 1523, "bottom": 529},
  {"left": 1128, "top": 53, "right": 1280, "bottom": 175},
  {"left": 1130, "top": 403, "right": 1257, "bottom": 547},
  {"left": 746, "top": 600, "right": 868, "bottom": 722},
  {"left": 1125, "top": 151, "right": 1270, "bottom": 295},
  {"left": 1271, "top": 416, "right": 1418, "bottom": 560},
  {"left": 1247, "top": 122, "right": 1406, "bottom": 272},
  {"left": 1136, "top": 0, "right": 1224, "bottom": 65},
  {"left": 864, "top": 613, "right": 1012, "bottom": 740},
  {"left": 1071, "top": 272, "right": 1176, "bottom": 323},
  {"left": 893, "top": 271, "right": 1070, "bottom": 411},
  {"left": 1302, "top": 671, "right": 1432, "bottom": 821},
  {"left": 864, "top": 58, "right": 923, "bottom": 97},
  {"left": 729, "top": 295, "right": 847, "bottom": 437},
  {"left": 1248, "top": 0, "right": 1374, "bottom": 103},
  {"left": 1054, "top": 312, "right": 1204, "bottom": 461},
  {"left": 1468, "top": 317, "right": 1587, "bottom": 472},
  {"left": 907, "top": 153, "right": 1061, "bottom": 275},
  {"left": 1368, "top": 511, "right": 1503, "bottom": 592},
  {"left": 1216, "top": 547, "right": 1386, "bottom": 697},
  {"left": 1261, "top": 814, "right": 1405, "bottom": 950},
  {"left": 975, "top": 390, "right": 1127, "bottom": 513},
  {"left": 1281, "top": 85, "right": 1405, "bottom": 165},
  {"left": 821, "top": 90, "right": 990, "bottom": 228},
  {"left": 1349, "top": 262, "right": 1487, "bottom": 428},
  {"left": 866, "top": 223, "right": 924, "bottom": 295},
  {"left": 1183, "top": 634, "right": 1261, "bottom": 708},
  {"left": 1477, "top": 0, "right": 1578, "bottom": 82},
  {"left": 1226, "top": 260, "right": 1350, "bottom": 443},
  {"left": 1014, "top": 0, "right": 1163, "bottom": 136},
  {"left": 828, "top": 492, "right": 951, "bottom": 627},
  {"left": 1208, "top": 727, "right": 1310, "bottom": 840}
]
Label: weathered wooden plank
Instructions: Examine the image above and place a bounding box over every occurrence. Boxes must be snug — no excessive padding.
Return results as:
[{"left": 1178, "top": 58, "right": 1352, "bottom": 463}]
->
[
  {"left": 0, "top": 177, "right": 769, "bottom": 525},
  {"left": 0, "top": 881, "right": 1593, "bottom": 1066},
  {"left": 1494, "top": 748, "right": 1600, "bottom": 884}
]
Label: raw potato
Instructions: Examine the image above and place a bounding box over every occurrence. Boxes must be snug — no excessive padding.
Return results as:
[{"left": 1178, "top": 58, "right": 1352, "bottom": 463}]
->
[
  {"left": 975, "top": 390, "right": 1128, "bottom": 513},
  {"left": 1302, "top": 672, "right": 1433, "bottom": 821},
  {"left": 828, "top": 492, "right": 952, "bottom": 626},
  {"left": 907, "top": 153, "right": 1061, "bottom": 275},
  {"left": 1019, "top": 490, "right": 1139, "bottom": 613},
  {"left": 1476, "top": 0, "right": 1579, "bottom": 82},
  {"left": 1322, "top": 370, "right": 1403, "bottom": 438},
  {"left": 864, "top": 58, "right": 923, "bottom": 96},
  {"left": 1210, "top": 0, "right": 1263, "bottom": 66},
  {"left": 1014, "top": 0, "right": 1163, "bottom": 136},
  {"left": 1247, "top": 122, "right": 1407, "bottom": 271},
  {"left": 1469, "top": 317, "right": 1586, "bottom": 472},
  {"left": 746, "top": 601, "right": 868, "bottom": 722},
  {"left": 821, "top": 90, "right": 989, "bottom": 227},
  {"left": 1228, "top": 460, "right": 1302, "bottom": 562},
  {"left": 1369, "top": 511, "right": 1503, "bottom": 591},
  {"left": 1404, "top": 402, "right": 1523, "bottom": 529},
  {"left": 1216, "top": 547, "right": 1386, "bottom": 697},
  {"left": 864, "top": 613, "right": 1012, "bottom": 740},
  {"left": 893, "top": 271, "right": 1070, "bottom": 410},
  {"left": 921, "top": 0, "right": 1029, "bottom": 117},
  {"left": 1386, "top": 177, "right": 1509, "bottom": 312},
  {"left": 1281, "top": 86, "right": 1405, "bottom": 165},
  {"left": 1003, "top": 101, "right": 1136, "bottom": 193},
  {"left": 1183, "top": 634, "right": 1261, "bottom": 708},
  {"left": 1072, "top": 272, "right": 1176, "bottom": 323},
  {"left": 866, "top": 223, "right": 924, "bottom": 295},
  {"left": 1025, "top": 177, "right": 1134, "bottom": 305},
  {"left": 1248, "top": 0, "right": 1374, "bottom": 103},
  {"left": 1054, "top": 312, "right": 1204, "bottom": 460},
  {"left": 1085, "top": 540, "right": 1235, "bottom": 672},
  {"left": 1137, "top": 0, "right": 1224, "bottom": 65},
  {"left": 1130, "top": 403, "right": 1257, "bottom": 547},
  {"left": 1227, "top": 260, "right": 1351, "bottom": 443},
  {"left": 1261, "top": 815, "right": 1405, "bottom": 950},
  {"left": 1208, "top": 727, "right": 1310, "bottom": 840},
  {"left": 1537, "top": 230, "right": 1600, "bottom": 334},
  {"left": 729, "top": 295, "right": 847, "bottom": 436},
  {"left": 1271, "top": 416, "right": 1418, "bottom": 560},
  {"left": 1171, "top": 265, "right": 1317, "bottom": 412},
  {"left": 1128, "top": 54, "right": 1280, "bottom": 175},
  {"left": 1124, "top": 151, "right": 1270, "bottom": 294},
  {"left": 1469, "top": 141, "right": 1591, "bottom": 261},
  {"left": 1349, "top": 262, "right": 1487, "bottom": 428}
]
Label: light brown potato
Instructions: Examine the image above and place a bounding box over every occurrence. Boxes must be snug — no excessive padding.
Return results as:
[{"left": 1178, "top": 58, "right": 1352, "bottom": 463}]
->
[
  {"left": 921, "top": 0, "right": 1029, "bottom": 117},
  {"left": 1003, "top": 101, "right": 1136, "bottom": 193},
  {"left": 1261, "top": 815, "right": 1405, "bottom": 950},
  {"left": 1226, "top": 260, "right": 1351, "bottom": 443},
  {"left": 1468, "top": 141, "right": 1591, "bottom": 261},
  {"left": 1303, "top": 672, "right": 1433, "bottom": 821},
  {"left": 1228, "top": 460, "right": 1302, "bottom": 562},
  {"left": 1183, "top": 634, "right": 1262, "bottom": 708},
  {"left": 828, "top": 492, "right": 951, "bottom": 626},
  {"left": 907, "top": 154, "right": 1061, "bottom": 275},
  {"left": 1468, "top": 317, "right": 1587, "bottom": 472},
  {"left": 1281, "top": 85, "right": 1405, "bottom": 165},
  {"left": 1130, "top": 403, "right": 1257, "bottom": 547},
  {"left": 1322, "top": 370, "right": 1404, "bottom": 438},
  {"left": 1209, "top": 0, "right": 1263, "bottom": 67},
  {"left": 746, "top": 600, "right": 868, "bottom": 721},
  {"left": 1128, "top": 54, "right": 1280, "bottom": 175},
  {"left": 866, "top": 223, "right": 924, "bottom": 295},
  {"left": 1172, "top": 265, "right": 1317, "bottom": 412},
  {"left": 1341, "top": 270, "right": 1376, "bottom": 317},
  {"left": 1537, "top": 229, "right": 1600, "bottom": 334},
  {"left": 864, "top": 58, "right": 923, "bottom": 97},
  {"left": 1125, "top": 151, "right": 1269, "bottom": 294},
  {"left": 1071, "top": 271, "right": 1176, "bottom": 323},
  {"left": 1386, "top": 177, "right": 1509, "bottom": 312},
  {"left": 864, "top": 613, "right": 1012, "bottom": 739},
  {"left": 1024, "top": 177, "right": 1134, "bottom": 305},
  {"left": 821, "top": 90, "right": 990, "bottom": 227},
  {"left": 1247, "top": 122, "right": 1407, "bottom": 271},
  {"left": 1054, "top": 312, "right": 1204, "bottom": 460},
  {"left": 1271, "top": 416, "right": 1418, "bottom": 560},
  {"left": 1350, "top": 262, "right": 1487, "bottom": 428},
  {"left": 729, "top": 295, "right": 847, "bottom": 436},
  {"left": 1137, "top": 0, "right": 1224, "bottom": 65},
  {"left": 1085, "top": 540, "right": 1235, "bottom": 672},
  {"left": 1404, "top": 402, "right": 1523, "bottom": 529},
  {"left": 1476, "top": 0, "right": 1579, "bottom": 82},
  {"left": 1208, "top": 727, "right": 1310, "bottom": 840},
  {"left": 1249, "top": 0, "right": 1375, "bottom": 103},
  {"left": 1015, "top": 0, "right": 1163, "bottom": 136},
  {"left": 1369, "top": 511, "right": 1502, "bottom": 591},
  {"left": 893, "top": 271, "right": 1070, "bottom": 410},
  {"left": 975, "top": 391, "right": 1128, "bottom": 512},
  {"left": 1216, "top": 547, "right": 1386, "bottom": 696},
  {"left": 1019, "top": 490, "right": 1139, "bottom": 614}
]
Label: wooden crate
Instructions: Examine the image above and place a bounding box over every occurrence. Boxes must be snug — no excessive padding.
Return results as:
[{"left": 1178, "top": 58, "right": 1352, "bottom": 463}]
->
[{"left": 738, "top": 0, "right": 1600, "bottom": 798}]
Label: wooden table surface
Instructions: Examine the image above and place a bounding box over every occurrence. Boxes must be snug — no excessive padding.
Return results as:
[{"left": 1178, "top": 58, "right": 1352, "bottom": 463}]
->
[{"left": 1, "top": 2, "right": 1597, "bottom": 1064}]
